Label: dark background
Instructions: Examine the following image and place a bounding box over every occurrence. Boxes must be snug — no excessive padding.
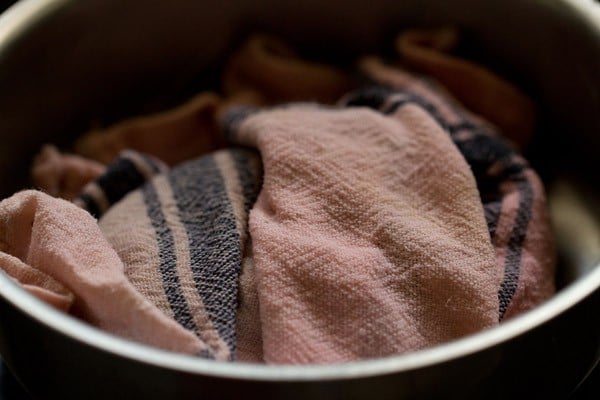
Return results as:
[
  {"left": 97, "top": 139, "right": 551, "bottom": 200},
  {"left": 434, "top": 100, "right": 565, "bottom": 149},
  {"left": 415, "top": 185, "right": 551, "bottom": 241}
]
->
[{"left": 0, "top": 0, "right": 598, "bottom": 398}]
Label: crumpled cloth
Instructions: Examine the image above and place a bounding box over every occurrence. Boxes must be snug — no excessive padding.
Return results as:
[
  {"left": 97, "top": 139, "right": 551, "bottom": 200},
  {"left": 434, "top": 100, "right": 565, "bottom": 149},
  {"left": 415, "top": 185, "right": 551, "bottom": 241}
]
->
[
  {"left": 95, "top": 148, "right": 262, "bottom": 360},
  {"left": 0, "top": 190, "right": 205, "bottom": 354},
  {"left": 223, "top": 100, "right": 500, "bottom": 364},
  {"left": 73, "top": 150, "right": 168, "bottom": 218},
  {"left": 358, "top": 58, "right": 555, "bottom": 321},
  {"left": 67, "top": 29, "right": 534, "bottom": 169},
  {"left": 12, "top": 29, "right": 555, "bottom": 364},
  {"left": 395, "top": 28, "right": 536, "bottom": 147}
]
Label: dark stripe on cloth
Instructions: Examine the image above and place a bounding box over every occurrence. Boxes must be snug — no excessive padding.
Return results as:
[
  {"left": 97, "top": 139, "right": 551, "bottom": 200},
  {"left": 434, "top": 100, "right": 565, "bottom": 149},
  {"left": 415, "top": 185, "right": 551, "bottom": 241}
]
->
[
  {"left": 220, "top": 106, "right": 260, "bottom": 142},
  {"left": 343, "top": 85, "right": 534, "bottom": 318},
  {"left": 75, "top": 152, "right": 165, "bottom": 218},
  {"left": 141, "top": 182, "right": 203, "bottom": 343},
  {"left": 97, "top": 158, "right": 146, "bottom": 205},
  {"left": 168, "top": 152, "right": 246, "bottom": 356},
  {"left": 498, "top": 180, "right": 534, "bottom": 320},
  {"left": 230, "top": 149, "right": 262, "bottom": 215},
  {"left": 76, "top": 192, "right": 102, "bottom": 218},
  {"left": 484, "top": 200, "right": 503, "bottom": 240}
]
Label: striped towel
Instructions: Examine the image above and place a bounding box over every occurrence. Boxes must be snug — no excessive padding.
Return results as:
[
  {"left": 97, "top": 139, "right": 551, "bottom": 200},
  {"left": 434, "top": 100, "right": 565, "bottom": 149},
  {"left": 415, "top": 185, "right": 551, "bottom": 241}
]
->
[
  {"left": 68, "top": 56, "right": 553, "bottom": 362},
  {"left": 74, "top": 150, "right": 168, "bottom": 218},
  {"left": 355, "top": 58, "right": 555, "bottom": 321},
  {"left": 0, "top": 190, "right": 205, "bottom": 355},
  {"left": 222, "top": 77, "right": 553, "bottom": 364},
  {"left": 84, "top": 148, "right": 262, "bottom": 360},
  {"left": 223, "top": 100, "right": 501, "bottom": 363}
]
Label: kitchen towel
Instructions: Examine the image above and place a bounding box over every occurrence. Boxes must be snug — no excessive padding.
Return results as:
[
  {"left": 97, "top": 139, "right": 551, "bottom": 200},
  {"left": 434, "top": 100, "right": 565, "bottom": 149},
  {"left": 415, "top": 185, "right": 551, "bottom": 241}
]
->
[
  {"left": 358, "top": 58, "right": 555, "bottom": 321},
  {"left": 223, "top": 101, "right": 500, "bottom": 364},
  {"left": 97, "top": 148, "right": 262, "bottom": 360},
  {"left": 73, "top": 150, "right": 167, "bottom": 218},
  {"left": 0, "top": 190, "right": 206, "bottom": 354}
]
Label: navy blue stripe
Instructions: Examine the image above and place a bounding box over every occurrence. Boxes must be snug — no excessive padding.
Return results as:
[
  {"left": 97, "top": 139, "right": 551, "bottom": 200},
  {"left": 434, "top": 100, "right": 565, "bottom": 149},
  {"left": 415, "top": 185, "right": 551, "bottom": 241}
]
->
[
  {"left": 168, "top": 154, "right": 245, "bottom": 356},
  {"left": 484, "top": 200, "right": 503, "bottom": 240},
  {"left": 221, "top": 107, "right": 259, "bottom": 142},
  {"left": 346, "top": 85, "right": 534, "bottom": 317},
  {"left": 229, "top": 149, "right": 262, "bottom": 215},
  {"left": 382, "top": 93, "right": 451, "bottom": 132},
  {"left": 77, "top": 192, "right": 101, "bottom": 218},
  {"left": 97, "top": 158, "right": 146, "bottom": 206},
  {"left": 498, "top": 180, "right": 534, "bottom": 320},
  {"left": 141, "top": 182, "right": 202, "bottom": 338}
]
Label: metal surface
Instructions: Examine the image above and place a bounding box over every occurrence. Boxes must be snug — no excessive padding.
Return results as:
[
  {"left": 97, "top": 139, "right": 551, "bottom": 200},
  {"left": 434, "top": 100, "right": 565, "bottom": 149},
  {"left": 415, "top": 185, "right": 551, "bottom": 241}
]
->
[{"left": 0, "top": 0, "right": 599, "bottom": 398}]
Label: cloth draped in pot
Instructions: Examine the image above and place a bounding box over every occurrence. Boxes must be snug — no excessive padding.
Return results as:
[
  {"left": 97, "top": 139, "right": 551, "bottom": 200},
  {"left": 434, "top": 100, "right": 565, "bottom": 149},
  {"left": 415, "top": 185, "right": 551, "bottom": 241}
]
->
[{"left": 6, "top": 30, "right": 554, "bottom": 364}]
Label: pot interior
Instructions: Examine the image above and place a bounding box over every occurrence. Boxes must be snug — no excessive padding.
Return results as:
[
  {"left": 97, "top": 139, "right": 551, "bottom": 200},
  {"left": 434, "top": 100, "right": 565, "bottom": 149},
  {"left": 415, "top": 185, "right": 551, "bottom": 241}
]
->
[{"left": 0, "top": 0, "right": 599, "bottom": 352}]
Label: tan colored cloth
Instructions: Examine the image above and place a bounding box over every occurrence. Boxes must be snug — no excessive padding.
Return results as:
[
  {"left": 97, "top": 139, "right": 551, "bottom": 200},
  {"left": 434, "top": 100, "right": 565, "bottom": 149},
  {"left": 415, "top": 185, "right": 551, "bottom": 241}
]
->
[
  {"left": 20, "top": 32, "right": 549, "bottom": 363},
  {"left": 234, "top": 240, "right": 263, "bottom": 362},
  {"left": 71, "top": 32, "right": 535, "bottom": 167},
  {"left": 0, "top": 251, "right": 74, "bottom": 312},
  {"left": 396, "top": 28, "right": 536, "bottom": 147},
  {"left": 31, "top": 145, "right": 106, "bottom": 200},
  {"left": 222, "top": 34, "right": 354, "bottom": 104},
  {"left": 72, "top": 35, "right": 354, "bottom": 167},
  {"left": 74, "top": 93, "right": 228, "bottom": 166}
]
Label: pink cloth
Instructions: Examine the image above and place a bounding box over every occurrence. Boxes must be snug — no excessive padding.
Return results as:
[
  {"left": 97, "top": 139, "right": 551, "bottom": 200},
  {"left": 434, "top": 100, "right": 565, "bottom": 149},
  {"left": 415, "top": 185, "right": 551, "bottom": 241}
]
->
[
  {"left": 0, "top": 190, "right": 205, "bottom": 354},
  {"left": 31, "top": 145, "right": 106, "bottom": 200},
  {"left": 228, "top": 105, "right": 499, "bottom": 364},
  {"left": 360, "top": 58, "right": 555, "bottom": 321}
]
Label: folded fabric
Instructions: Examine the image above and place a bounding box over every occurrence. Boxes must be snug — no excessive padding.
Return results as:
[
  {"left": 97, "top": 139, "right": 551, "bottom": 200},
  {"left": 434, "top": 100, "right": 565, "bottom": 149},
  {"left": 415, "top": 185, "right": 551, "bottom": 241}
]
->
[
  {"left": 0, "top": 251, "right": 74, "bottom": 312},
  {"left": 74, "top": 92, "right": 229, "bottom": 166},
  {"left": 234, "top": 240, "right": 263, "bottom": 362},
  {"left": 358, "top": 58, "right": 555, "bottom": 321},
  {"left": 72, "top": 35, "right": 354, "bottom": 168},
  {"left": 17, "top": 31, "right": 553, "bottom": 365},
  {"left": 0, "top": 190, "right": 205, "bottom": 354},
  {"left": 97, "top": 148, "right": 262, "bottom": 360},
  {"left": 31, "top": 145, "right": 106, "bottom": 200},
  {"left": 222, "top": 35, "right": 355, "bottom": 104},
  {"left": 74, "top": 150, "right": 168, "bottom": 218},
  {"left": 223, "top": 101, "right": 500, "bottom": 364},
  {"left": 396, "top": 28, "right": 536, "bottom": 147},
  {"left": 70, "top": 31, "right": 535, "bottom": 169}
]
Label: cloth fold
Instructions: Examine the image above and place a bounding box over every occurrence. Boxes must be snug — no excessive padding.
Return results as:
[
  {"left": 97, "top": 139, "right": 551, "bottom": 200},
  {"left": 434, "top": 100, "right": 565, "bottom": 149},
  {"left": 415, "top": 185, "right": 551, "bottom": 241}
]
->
[
  {"left": 74, "top": 150, "right": 168, "bottom": 218},
  {"left": 222, "top": 34, "right": 355, "bottom": 104},
  {"left": 0, "top": 190, "right": 206, "bottom": 354},
  {"left": 31, "top": 145, "right": 106, "bottom": 200},
  {"left": 224, "top": 102, "right": 500, "bottom": 364},
  {"left": 12, "top": 30, "right": 554, "bottom": 364},
  {"left": 357, "top": 58, "right": 555, "bottom": 320},
  {"left": 70, "top": 31, "right": 536, "bottom": 168},
  {"left": 395, "top": 28, "right": 536, "bottom": 147},
  {"left": 74, "top": 92, "right": 229, "bottom": 166},
  {"left": 97, "top": 148, "right": 262, "bottom": 360}
]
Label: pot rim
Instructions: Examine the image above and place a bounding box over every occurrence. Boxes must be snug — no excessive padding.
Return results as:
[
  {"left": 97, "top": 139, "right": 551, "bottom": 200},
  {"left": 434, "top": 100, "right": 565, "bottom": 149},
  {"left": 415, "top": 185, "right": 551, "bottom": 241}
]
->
[
  {"left": 0, "top": 0, "right": 599, "bottom": 383},
  {"left": 1, "top": 264, "right": 599, "bottom": 381}
]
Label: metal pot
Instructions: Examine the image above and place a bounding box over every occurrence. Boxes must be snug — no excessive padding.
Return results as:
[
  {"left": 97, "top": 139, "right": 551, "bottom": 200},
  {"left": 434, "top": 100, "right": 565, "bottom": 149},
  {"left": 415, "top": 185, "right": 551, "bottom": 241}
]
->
[{"left": 0, "top": 0, "right": 599, "bottom": 398}]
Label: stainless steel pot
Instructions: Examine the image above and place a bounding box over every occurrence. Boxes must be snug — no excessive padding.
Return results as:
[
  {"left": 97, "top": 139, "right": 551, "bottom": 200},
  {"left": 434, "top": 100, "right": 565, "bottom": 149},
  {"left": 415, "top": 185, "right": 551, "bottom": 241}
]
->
[{"left": 0, "top": 0, "right": 599, "bottom": 398}]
